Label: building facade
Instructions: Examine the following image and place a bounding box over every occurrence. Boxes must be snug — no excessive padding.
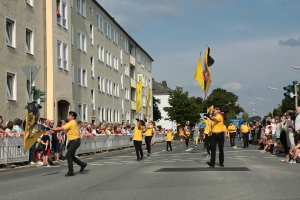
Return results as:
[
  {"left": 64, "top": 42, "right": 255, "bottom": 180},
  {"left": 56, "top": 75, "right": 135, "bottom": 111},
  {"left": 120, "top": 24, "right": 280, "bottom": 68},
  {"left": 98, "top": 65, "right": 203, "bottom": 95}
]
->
[{"left": 1, "top": 0, "right": 153, "bottom": 125}]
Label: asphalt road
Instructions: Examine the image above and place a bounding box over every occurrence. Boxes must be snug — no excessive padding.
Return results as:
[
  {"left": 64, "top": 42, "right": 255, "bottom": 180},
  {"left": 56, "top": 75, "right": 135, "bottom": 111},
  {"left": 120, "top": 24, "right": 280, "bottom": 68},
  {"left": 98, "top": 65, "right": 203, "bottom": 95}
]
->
[{"left": 0, "top": 138, "right": 299, "bottom": 200}]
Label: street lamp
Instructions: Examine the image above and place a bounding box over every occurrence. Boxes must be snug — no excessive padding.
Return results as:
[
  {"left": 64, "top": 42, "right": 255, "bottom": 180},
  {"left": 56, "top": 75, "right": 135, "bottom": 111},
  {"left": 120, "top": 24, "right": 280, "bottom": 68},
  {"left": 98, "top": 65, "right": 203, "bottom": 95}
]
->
[
  {"left": 249, "top": 102, "right": 263, "bottom": 118},
  {"left": 257, "top": 98, "right": 273, "bottom": 117},
  {"left": 268, "top": 87, "right": 284, "bottom": 91},
  {"left": 292, "top": 66, "right": 300, "bottom": 70}
]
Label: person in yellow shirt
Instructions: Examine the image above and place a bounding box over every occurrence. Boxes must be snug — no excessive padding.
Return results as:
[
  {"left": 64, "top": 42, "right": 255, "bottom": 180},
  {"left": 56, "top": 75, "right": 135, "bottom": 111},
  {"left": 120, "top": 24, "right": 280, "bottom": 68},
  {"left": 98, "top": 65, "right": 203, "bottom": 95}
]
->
[
  {"left": 50, "top": 111, "right": 87, "bottom": 177},
  {"left": 201, "top": 117, "right": 212, "bottom": 158},
  {"left": 207, "top": 107, "right": 225, "bottom": 167},
  {"left": 184, "top": 129, "right": 191, "bottom": 149},
  {"left": 166, "top": 129, "right": 173, "bottom": 152},
  {"left": 227, "top": 121, "right": 237, "bottom": 147},
  {"left": 222, "top": 124, "right": 227, "bottom": 143},
  {"left": 241, "top": 121, "right": 250, "bottom": 148},
  {"left": 131, "top": 120, "right": 144, "bottom": 161},
  {"left": 144, "top": 120, "right": 153, "bottom": 157},
  {"left": 179, "top": 128, "right": 184, "bottom": 142}
]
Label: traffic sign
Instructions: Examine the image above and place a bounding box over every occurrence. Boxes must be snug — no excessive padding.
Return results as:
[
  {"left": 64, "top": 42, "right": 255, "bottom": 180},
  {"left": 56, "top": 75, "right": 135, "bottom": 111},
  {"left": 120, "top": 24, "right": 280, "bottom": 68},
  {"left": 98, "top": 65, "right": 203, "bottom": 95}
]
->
[{"left": 22, "top": 66, "right": 40, "bottom": 82}]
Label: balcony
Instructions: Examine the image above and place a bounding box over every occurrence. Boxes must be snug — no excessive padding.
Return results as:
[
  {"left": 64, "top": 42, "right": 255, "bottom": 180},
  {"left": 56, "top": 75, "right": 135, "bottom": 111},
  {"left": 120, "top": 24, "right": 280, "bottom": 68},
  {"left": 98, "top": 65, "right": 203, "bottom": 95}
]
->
[
  {"left": 131, "top": 78, "right": 136, "bottom": 88},
  {"left": 131, "top": 100, "right": 136, "bottom": 110},
  {"left": 130, "top": 55, "right": 135, "bottom": 66}
]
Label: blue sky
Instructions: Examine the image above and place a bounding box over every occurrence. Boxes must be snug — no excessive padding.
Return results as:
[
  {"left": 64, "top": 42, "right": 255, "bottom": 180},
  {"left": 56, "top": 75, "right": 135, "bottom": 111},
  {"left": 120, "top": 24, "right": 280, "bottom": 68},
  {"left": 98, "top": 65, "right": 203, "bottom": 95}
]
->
[{"left": 97, "top": 0, "right": 300, "bottom": 117}]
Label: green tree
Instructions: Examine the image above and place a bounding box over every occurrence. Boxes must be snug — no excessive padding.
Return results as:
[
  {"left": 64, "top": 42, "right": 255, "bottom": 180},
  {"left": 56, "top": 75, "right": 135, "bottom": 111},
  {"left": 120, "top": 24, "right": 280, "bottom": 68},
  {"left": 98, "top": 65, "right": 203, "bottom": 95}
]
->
[
  {"left": 241, "top": 112, "right": 250, "bottom": 123},
  {"left": 153, "top": 96, "right": 162, "bottom": 122},
  {"left": 163, "top": 87, "right": 202, "bottom": 126},
  {"left": 281, "top": 96, "right": 295, "bottom": 114},
  {"left": 224, "top": 111, "right": 237, "bottom": 126},
  {"left": 203, "top": 88, "right": 244, "bottom": 116}
]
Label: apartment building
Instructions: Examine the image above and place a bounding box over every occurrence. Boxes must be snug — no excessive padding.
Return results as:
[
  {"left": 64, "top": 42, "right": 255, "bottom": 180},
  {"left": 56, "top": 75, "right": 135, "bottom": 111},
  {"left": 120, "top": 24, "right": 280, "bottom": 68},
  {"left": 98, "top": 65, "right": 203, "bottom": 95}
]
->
[{"left": 1, "top": 0, "right": 153, "bottom": 125}]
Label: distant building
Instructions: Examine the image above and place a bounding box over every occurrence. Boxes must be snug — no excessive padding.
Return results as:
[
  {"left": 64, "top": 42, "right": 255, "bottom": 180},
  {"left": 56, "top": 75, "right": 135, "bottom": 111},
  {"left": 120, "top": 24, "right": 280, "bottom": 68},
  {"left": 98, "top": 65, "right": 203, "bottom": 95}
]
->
[{"left": 152, "top": 79, "right": 176, "bottom": 130}]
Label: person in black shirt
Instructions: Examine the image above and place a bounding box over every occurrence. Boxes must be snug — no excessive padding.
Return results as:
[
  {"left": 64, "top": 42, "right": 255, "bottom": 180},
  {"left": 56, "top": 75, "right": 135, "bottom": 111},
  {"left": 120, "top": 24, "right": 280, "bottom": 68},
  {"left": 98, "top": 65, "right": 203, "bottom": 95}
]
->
[{"left": 41, "top": 131, "right": 51, "bottom": 166}]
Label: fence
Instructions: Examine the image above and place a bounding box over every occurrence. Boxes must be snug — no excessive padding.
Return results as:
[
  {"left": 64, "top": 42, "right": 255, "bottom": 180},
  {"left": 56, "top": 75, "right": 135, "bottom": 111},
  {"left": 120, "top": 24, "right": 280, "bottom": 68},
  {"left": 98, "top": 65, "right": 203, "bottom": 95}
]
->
[{"left": 0, "top": 134, "right": 166, "bottom": 165}]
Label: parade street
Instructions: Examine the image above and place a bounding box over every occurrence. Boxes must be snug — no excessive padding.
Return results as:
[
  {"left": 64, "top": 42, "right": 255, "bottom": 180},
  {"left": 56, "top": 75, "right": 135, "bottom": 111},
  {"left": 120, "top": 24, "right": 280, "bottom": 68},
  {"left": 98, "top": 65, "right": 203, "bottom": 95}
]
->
[{"left": 0, "top": 139, "right": 299, "bottom": 200}]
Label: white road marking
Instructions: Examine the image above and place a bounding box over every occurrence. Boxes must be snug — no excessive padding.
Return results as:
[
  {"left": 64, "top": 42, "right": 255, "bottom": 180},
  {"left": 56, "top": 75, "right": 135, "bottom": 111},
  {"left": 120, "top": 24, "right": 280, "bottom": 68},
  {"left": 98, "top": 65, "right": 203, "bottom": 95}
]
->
[
  {"left": 89, "top": 163, "right": 104, "bottom": 165},
  {"left": 185, "top": 148, "right": 193, "bottom": 151}
]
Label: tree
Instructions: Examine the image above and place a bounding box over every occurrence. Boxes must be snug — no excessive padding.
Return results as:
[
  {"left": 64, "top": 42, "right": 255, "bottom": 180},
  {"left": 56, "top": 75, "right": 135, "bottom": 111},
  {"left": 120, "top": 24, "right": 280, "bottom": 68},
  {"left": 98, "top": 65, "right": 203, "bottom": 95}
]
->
[
  {"left": 153, "top": 96, "right": 162, "bottom": 122},
  {"left": 241, "top": 112, "right": 250, "bottom": 123},
  {"left": 163, "top": 87, "right": 202, "bottom": 126},
  {"left": 203, "top": 88, "right": 244, "bottom": 116},
  {"left": 224, "top": 111, "right": 237, "bottom": 126},
  {"left": 281, "top": 96, "right": 295, "bottom": 114}
]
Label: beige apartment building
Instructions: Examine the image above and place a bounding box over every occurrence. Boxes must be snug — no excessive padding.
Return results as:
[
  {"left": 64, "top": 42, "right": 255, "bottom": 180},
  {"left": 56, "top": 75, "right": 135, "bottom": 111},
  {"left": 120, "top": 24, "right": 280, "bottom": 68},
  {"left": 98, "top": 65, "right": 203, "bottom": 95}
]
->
[{"left": 1, "top": 0, "right": 153, "bottom": 125}]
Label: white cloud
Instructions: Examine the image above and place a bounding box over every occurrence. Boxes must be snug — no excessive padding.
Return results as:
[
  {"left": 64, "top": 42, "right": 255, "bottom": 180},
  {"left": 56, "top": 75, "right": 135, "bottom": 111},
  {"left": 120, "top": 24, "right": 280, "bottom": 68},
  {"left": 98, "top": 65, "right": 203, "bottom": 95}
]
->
[{"left": 222, "top": 82, "right": 243, "bottom": 90}]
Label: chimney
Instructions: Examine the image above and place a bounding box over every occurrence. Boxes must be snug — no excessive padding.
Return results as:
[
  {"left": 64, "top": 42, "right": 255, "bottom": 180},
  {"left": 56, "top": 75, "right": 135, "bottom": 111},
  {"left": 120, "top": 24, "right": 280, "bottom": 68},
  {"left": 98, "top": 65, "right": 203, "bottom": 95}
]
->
[{"left": 162, "top": 81, "right": 167, "bottom": 87}]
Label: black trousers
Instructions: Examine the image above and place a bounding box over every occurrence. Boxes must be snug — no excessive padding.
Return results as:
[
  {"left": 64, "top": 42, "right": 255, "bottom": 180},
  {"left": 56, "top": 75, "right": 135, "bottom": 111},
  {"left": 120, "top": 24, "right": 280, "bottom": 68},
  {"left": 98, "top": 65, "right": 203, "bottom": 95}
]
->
[
  {"left": 145, "top": 136, "right": 152, "bottom": 154},
  {"left": 134, "top": 140, "right": 143, "bottom": 160},
  {"left": 204, "top": 134, "right": 210, "bottom": 155},
  {"left": 185, "top": 138, "right": 189, "bottom": 148},
  {"left": 65, "top": 140, "right": 85, "bottom": 172},
  {"left": 229, "top": 132, "right": 236, "bottom": 146},
  {"left": 243, "top": 133, "right": 249, "bottom": 148},
  {"left": 166, "top": 141, "right": 172, "bottom": 151},
  {"left": 210, "top": 133, "right": 224, "bottom": 165}
]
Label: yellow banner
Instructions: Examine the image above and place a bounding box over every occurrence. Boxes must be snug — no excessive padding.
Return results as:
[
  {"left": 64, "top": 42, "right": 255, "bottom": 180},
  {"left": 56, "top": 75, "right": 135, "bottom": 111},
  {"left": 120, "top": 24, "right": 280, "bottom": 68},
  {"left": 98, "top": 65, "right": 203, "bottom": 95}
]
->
[
  {"left": 136, "top": 81, "right": 143, "bottom": 114},
  {"left": 194, "top": 55, "right": 204, "bottom": 90},
  {"left": 145, "top": 86, "right": 151, "bottom": 116},
  {"left": 207, "top": 105, "right": 214, "bottom": 114}
]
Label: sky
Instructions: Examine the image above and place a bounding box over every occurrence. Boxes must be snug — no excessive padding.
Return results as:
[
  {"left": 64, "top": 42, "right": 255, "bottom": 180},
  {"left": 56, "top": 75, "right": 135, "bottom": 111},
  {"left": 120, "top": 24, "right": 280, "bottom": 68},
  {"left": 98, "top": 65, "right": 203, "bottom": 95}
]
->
[{"left": 96, "top": 0, "right": 300, "bottom": 118}]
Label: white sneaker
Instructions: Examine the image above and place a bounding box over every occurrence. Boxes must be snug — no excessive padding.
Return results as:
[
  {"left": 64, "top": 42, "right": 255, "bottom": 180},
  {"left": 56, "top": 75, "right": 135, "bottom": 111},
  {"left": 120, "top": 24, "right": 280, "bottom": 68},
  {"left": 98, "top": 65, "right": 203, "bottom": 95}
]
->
[
  {"left": 288, "top": 159, "right": 294, "bottom": 164},
  {"left": 30, "top": 162, "right": 35, "bottom": 165}
]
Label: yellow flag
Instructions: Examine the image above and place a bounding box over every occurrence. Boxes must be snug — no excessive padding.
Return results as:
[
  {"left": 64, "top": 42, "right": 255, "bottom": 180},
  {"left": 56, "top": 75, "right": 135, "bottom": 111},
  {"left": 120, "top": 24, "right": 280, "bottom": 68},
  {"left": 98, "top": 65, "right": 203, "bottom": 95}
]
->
[
  {"left": 204, "top": 45, "right": 212, "bottom": 97},
  {"left": 194, "top": 55, "right": 204, "bottom": 90},
  {"left": 207, "top": 105, "right": 214, "bottom": 114},
  {"left": 145, "top": 86, "right": 151, "bottom": 116},
  {"left": 136, "top": 81, "right": 143, "bottom": 114}
]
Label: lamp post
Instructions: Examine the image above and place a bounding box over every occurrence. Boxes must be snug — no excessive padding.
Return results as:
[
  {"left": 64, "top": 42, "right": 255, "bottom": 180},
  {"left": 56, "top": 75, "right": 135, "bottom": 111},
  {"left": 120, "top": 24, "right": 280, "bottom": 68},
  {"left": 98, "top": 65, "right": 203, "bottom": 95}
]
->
[
  {"left": 268, "top": 87, "right": 284, "bottom": 91},
  {"left": 292, "top": 66, "right": 300, "bottom": 70},
  {"left": 257, "top": 98, "right": 273, "bottom": 117},
  {"left": 249, "top": 102, "right": 263, "bottom": 118}
]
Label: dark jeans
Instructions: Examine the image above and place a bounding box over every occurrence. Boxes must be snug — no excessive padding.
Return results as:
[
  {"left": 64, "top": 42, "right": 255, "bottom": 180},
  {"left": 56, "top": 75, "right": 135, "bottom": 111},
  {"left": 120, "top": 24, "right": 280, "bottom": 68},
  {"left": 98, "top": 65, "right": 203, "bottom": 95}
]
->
[
  {"left": 166, "top": 141, "right": 172, "bottom": 151},
  {"left": 280, "top": 131, "right": 289, "bottom": 154},
  {"left": 28, "top": 142, "right": 36, "bottom": 163},
  {"left": 134, "top": 140, "right": 143, "bottom": 160},
  {"left": 243, "top": 133, "right": 249, "bottom": 147},
  {"left": 204, "top": 134, "right": 210, "bottom": 155},
  {"left": 145, "top": 136, "right": 152, "bottom": 154},
  {"left": 210, "top": 132, "right": 224, "bottom": 165},
  {"left": 229, "top": 132, "right": 236, "bottom": 146},
  {"left": 185, "top": 139, "right": 189, "bottom": 148},
  {"left": 66, "top": 139, "right": 85, "bottom": 172}
]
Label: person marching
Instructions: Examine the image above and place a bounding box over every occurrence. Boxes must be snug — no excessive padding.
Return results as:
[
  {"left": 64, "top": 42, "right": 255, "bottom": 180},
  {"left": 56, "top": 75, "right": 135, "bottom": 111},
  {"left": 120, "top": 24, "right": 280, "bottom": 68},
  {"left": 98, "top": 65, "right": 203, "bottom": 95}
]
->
[
  {"left": 144, "top": 120, "right": 153, "bottom": 157},
  {"left": 184, "top": 128, "right": 191, "bottom": 149},
  {"left": 50, "top": 111, "right": 87, "bottom": 177},
  {"left": 166, "top": 129, "right": 173, "bottom": 152},
  {"left": 227, "top": 121, "right": 237, "bottom": 147},
  {"left": 222, "top": 124, "right": 227, "bottom": 145},
  {"left": 207, "top": 107, "right": 225, "bottom": 167},
  {"left": 193, "top": 123, "right": 200, "bottom": 147},
  {"left": 131, "top": 119, "right": 144, "bottom": 161},
  {"left": 241, "top": 121, "right": 250, "bottom": 148},
  {"left": 201, "top": 117, "right": 212, "bottom": 158}
]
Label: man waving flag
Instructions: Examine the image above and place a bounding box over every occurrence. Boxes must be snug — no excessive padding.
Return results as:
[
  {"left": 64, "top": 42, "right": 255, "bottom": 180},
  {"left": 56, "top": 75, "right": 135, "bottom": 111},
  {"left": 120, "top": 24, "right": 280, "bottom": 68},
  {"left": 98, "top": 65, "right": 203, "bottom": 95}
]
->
[{"left": 204, "top": 45, "right": 214, "bottom": 98}]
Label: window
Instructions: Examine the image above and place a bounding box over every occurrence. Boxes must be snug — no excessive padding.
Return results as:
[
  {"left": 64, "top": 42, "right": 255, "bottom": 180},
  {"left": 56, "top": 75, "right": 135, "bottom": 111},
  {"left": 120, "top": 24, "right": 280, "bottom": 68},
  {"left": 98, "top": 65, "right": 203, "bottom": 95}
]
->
[
  {"left": 113, "top": 56, "right": 118, "bottom": 71},
  {"left": 105, "top": 21, "right": 111, "bottom": 38},
  {"left": 98, "top": 76, "right": 105, "bottom": 93},
  {"left": 106, "top": 80, "right": 112, "bottom": 95},
  {"left": 124, "top": 63, "right": 129, "bottom": 77},
  {"left": 124, "top": 39, "right": 128, "bottom": 53},
  {"left": 106, "top": 50, "right": 111, "bottom": 66},
  {"left": 116, "top": 83, "right": 119, "bottom": 97},
  {"left": 121, "top": 98, "right": 124, "bottom": 114},
  {"left": 113, "top": 82, "right": 116, "bottom": 97},
  {"left": 25, "top": 0, "right": 34, "bottom": 7},
  {"left": 6, "top": 18, "right": 16, "bottom": 47},
  {"left": 125, "top": 87, "right": 129, "bottom": 100},
  {"left": 6, "top": 72, "right": 16, "bottom": 101},
  {"left": 78, "top": 67, "right": 87, "bottom": 86},
  {"left": 62, "top": 2, "right": 67, "bottom": 28},
  {"left": 77, "top": 30, "right": 86, "bottom": 52},
  {"left": 89, "top": 5, "right": 93, "bottom": 14},
  {"left": 90, "top": 23, "right": 93, "bottom": 45},
  {"left": 120, "top": 48, "right": 123, "bottom": 65},
  {"left": 97, "top": 45, "right": 104, "bottom": 62},
  {"left": 71, "top": 25, "right": 74, "bottom": 45},
  {"left": 78, "top": 104, "right": 82, "bottom": 120},
  {"left": 57, "top": 40, "right": 68, "bottom": 70},
  {"left": 99, "top": 107, "right": 105, "bottom": 122},
  {"left": 142, "top": 95, "right": 146, "bottom": 107},
  {"left": 91, "top": 89, "right": 95, "bottom": 110},
  {"left": 82, "top": 103, "right": 87, "bottom": 121},
  {"left": 120, "top": 73, "right": 123, "bottom": 89},
  {"left": 57, "top": 1, "right": 67, "bottom": 28},
  {"left": 25, "top": 28, "right": 34, "bottom": 54},
  {"left": 96, "top": 13, "right": 103, "bottom": 32},
  {"left": 77, "top": 0, "right": 86, "bottom": 17},
  {"left": 112, "top": 28, "right": 118, "bottom": 44},
  {"left": 90, "top": 56, "right": 94, "bottom": 77}
]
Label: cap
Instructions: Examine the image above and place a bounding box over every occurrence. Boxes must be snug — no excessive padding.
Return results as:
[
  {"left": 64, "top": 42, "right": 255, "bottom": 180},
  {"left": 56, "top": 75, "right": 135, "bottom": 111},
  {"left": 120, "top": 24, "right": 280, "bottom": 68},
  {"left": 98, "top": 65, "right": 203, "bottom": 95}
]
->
[{"left": 68, "top": 111, "right": 77, "bottom": 118}]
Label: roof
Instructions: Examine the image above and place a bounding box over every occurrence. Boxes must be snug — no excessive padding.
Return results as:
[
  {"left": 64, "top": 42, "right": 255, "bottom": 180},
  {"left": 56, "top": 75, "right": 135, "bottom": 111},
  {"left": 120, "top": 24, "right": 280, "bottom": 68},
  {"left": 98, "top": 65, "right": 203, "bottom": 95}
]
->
[{"left": 152, "top": 78, "right": 171, "bottom": 95}]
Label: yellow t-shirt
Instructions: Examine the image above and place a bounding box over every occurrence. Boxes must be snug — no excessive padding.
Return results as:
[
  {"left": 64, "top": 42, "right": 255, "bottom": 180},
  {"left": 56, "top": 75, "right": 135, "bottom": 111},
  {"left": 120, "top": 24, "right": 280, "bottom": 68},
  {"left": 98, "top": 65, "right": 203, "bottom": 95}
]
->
[
  {"left": 145, "top": 125, "right": 153, "bottom": 136},
  {"left": 227, "top": 125, "right": 236, "bottom": 133},
  {"left": 184, "top": 131, "right": 190, "bottom": 139},
  {"left": 63, "top": 119, "right": 80, "bottom": 141},
  {"left": 166, "top": 131, "right": 173, "bottom": 141},
  {"left": 222, "top": 125, "right": 227, "bottom": 132},
  {"left": 133, "top": 126, "right": 143, "bottom": 141},
  {"left": 211, "top": 114, "right": 224, "bottom": 133},
  {"left": 241, "top": 124, "right": 249, "bottom": 133},
  {"left": 203, "top": 119, "right": 211, "bottom": 134}
]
